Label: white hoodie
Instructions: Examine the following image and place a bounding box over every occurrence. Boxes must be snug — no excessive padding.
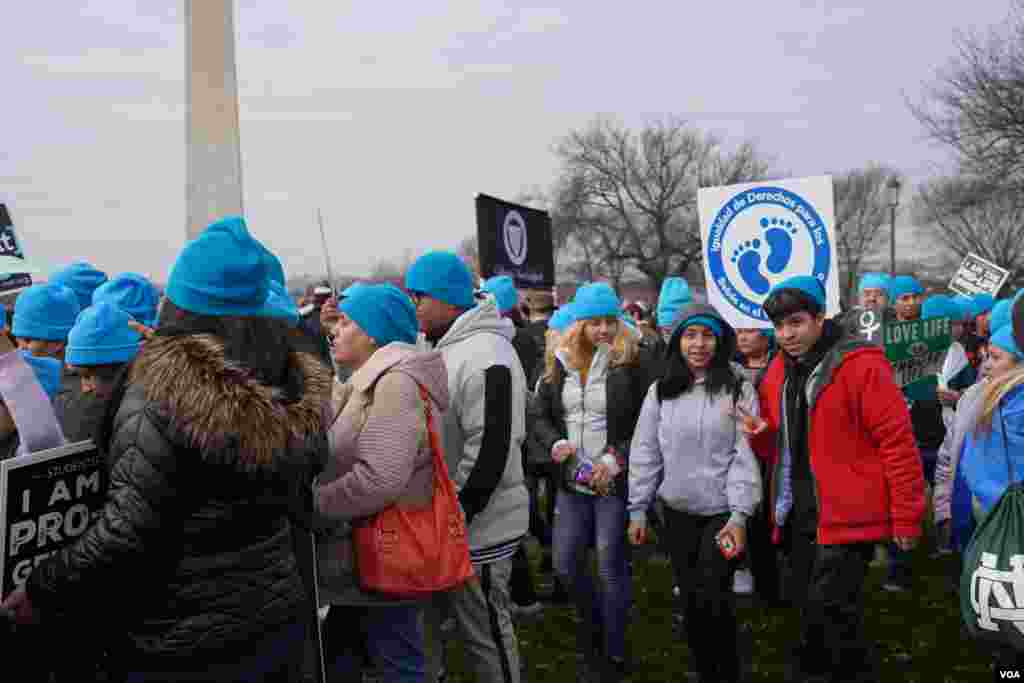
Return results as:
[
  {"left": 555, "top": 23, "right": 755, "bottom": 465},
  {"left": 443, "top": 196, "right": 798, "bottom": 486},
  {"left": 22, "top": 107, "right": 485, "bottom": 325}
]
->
[{"left": 429, "top": 299, "right": 529, "bottom": 564}]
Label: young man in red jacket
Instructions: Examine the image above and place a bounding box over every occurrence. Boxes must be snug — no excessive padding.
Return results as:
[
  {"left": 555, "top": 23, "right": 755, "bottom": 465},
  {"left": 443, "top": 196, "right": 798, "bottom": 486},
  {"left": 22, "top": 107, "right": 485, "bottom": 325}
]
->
[{"left": 741, "top": 275, "right": 925, "bottom": 683}]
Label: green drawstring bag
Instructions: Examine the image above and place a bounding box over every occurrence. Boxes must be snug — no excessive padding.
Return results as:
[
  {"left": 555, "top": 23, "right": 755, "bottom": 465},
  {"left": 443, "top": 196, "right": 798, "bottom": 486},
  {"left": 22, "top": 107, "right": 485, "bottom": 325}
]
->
[{"left": 960, "top": 408, "right": 1024, "bottom": 651}]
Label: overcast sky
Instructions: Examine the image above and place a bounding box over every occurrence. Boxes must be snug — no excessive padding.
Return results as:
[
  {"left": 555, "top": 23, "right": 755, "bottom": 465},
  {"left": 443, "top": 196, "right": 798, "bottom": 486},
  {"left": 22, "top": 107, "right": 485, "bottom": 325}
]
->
[{"left": 2, "top": 0, "right": 1012, "bottom": 283}]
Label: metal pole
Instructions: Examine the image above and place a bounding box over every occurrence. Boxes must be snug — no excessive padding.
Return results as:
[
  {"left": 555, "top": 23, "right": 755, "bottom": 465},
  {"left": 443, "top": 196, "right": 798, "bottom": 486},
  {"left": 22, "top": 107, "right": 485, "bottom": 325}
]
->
[
  {"left": 317, "top": 209, "right": 336, "bottom": 291},
  {"left": 889, "top": 205, "right": 896, "bottom": 276}
]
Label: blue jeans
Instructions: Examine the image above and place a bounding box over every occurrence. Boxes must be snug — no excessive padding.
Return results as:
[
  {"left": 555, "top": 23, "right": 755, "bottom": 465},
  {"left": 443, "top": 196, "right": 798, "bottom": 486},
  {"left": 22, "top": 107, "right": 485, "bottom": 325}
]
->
[
  {"left": 553, "top": 489, "right": 630, "bottom": 659},
  {"left": 325, "top": 604, "right": 425, "bottom": 683},
  {"left": 124, "top": 621, "right": 305, "bottom": 682}
]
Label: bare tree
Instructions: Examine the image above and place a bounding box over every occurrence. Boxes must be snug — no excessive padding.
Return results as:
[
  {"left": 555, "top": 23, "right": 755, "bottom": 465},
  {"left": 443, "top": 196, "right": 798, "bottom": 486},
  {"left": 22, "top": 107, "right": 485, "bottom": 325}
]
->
[
  {"left": 915, "top": 176, "right": 1024, "bottom": 289},
  {"left": 550, "top": 116, "right": 770, "bottom": 293},
  {"left": 832, "top": 165, "right": 900, "bottom": 307},
  {"left": 910, "top": 0, "right": 1024, "bottom": 192}
]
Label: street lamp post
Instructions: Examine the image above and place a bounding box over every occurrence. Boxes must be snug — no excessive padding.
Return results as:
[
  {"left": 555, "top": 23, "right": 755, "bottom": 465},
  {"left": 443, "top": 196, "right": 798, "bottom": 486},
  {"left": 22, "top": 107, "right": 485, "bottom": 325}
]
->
[{"left": 885, "top": 178, "right": 902, "bottom": 277}]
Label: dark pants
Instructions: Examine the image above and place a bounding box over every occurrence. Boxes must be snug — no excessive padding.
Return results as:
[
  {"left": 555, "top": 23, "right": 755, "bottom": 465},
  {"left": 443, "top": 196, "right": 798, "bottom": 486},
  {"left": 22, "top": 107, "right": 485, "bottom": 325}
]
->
[
  {"left": 784, "top": 529, "right": 877, "bottom": 682},
  {"left": 524, "top": 462, "right": 557, "bottom": 546},
  {"left": 886, "top": 447, "right": 937, "bottom": 588},
  {"left": 509, "top": 545, "right": 538, "bottom": 606},
  {"left": 123, "top": 621, "right": 306, "bottom": 682},
  {"left": 663, "top": 507, "right": 740, "bottom": 682},
  {"left": 748, "top": 457, "right": 783, "bottom": 605},
  {"left": 324, "top": 604, "right": 425, "bottom": 682}
]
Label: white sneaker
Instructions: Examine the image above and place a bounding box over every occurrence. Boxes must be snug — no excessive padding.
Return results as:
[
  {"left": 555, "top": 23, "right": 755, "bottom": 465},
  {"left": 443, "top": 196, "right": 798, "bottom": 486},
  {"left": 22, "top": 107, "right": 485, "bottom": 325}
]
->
[{"left": 733, "top": 569, "right": 755, "bottom": 595}]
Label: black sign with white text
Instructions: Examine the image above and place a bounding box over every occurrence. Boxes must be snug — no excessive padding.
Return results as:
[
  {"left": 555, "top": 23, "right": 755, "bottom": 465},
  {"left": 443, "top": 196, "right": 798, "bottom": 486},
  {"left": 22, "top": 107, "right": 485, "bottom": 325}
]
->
[
  {"left": 476, "top": 194, "right": 555, "bottom": 289},
  {"left": 0, "top": 441, "right": 106, "bottom": 598}
]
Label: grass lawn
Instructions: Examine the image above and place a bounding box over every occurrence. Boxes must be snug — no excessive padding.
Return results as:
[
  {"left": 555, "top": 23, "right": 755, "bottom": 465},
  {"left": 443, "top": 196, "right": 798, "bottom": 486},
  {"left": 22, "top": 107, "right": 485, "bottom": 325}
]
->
[{"left": 440, "top": 538, "right": 994, "bottom": 682}]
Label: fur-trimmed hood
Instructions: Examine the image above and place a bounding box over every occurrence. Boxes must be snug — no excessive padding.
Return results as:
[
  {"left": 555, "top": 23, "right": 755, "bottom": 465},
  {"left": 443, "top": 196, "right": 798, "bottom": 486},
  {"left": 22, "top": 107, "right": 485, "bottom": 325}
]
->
[{"left": 127, "top": 333, "right": 332, "bottom": 467}]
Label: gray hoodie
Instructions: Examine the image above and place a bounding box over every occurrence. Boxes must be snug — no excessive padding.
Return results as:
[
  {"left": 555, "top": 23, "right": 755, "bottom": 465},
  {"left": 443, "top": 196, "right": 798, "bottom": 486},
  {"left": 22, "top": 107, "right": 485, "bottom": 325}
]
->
[
  {"left": 628, "top": 304, "right": 762, "bottom": 527},
  {"left": 430, "top": 298, "right": 529, "bottom": 564}
]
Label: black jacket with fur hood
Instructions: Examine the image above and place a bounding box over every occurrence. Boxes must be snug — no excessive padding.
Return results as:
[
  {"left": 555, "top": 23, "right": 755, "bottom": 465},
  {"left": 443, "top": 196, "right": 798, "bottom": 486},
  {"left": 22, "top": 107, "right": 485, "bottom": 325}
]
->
[{"left": 27, "top": 333, "right": 331, "bottom": 668}]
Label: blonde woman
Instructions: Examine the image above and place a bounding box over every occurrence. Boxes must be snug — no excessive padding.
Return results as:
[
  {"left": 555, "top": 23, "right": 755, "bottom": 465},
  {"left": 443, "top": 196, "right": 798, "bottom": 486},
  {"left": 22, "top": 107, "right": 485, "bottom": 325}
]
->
[
  {"left": 530, "top": 284, "right": 652, "bottom": 681},
  {"left": 959, "top": 326, "right": 1024, "bottom": 523}
]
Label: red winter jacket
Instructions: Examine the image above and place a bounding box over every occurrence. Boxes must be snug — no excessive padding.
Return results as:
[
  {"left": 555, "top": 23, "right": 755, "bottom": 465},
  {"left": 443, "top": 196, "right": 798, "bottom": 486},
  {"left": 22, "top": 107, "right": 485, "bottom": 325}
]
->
[{"left": 752, "top": 340, "right": 925, "bottom": 545}]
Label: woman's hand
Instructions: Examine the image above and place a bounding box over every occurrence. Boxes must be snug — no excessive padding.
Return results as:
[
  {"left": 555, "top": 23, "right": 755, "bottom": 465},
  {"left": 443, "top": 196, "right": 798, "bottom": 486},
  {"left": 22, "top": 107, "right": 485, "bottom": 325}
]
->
[
  {"left": 716, "top": 523, "right": 746, "bottom": 558},
  {"left": 937, "top": 388, "right": 961, "bottom": 406},
  {"left": 0, "top": 587, "right": 40, "bottom": 625},
  {"left": 628, "top": 522, "right": 647, "bottom": 546},
  {"left": 589, "top": 463, "right": 613, "bottom": 496},
  {"left": 733, "top": 403, "right": 767, "bottom": 436},
  {"left": 127, "top": 320, "right": 155, "bottom": 341},
  {"left": 551, "top": 441, "right": 576, "bottom": 463}
]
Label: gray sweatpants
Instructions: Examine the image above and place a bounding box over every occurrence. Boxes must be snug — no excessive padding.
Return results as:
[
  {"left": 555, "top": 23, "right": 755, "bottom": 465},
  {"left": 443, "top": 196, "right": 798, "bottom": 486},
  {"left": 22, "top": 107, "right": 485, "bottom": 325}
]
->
[{"left": 424, "top": 558, "right": 521, "bottom": 683}]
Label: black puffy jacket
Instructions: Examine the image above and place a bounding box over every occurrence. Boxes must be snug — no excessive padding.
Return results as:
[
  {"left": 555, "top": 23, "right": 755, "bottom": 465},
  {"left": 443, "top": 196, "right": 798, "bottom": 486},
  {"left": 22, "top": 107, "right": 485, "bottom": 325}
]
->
[{"left": 27, "top": 333, "right": 331, "bottom": 670}]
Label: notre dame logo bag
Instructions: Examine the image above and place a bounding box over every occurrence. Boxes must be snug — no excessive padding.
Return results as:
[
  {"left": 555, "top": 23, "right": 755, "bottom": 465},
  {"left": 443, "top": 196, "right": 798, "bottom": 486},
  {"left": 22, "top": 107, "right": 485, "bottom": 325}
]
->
[{"left": 959, "top": 408, "right": 1024, "bottom": 651}]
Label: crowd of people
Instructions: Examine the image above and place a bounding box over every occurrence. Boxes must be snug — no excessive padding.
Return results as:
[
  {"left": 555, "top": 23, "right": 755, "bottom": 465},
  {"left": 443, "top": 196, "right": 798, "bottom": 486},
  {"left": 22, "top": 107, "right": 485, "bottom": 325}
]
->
[{"left": 0, "top": 215, "right": 1022, "bottom": 683}]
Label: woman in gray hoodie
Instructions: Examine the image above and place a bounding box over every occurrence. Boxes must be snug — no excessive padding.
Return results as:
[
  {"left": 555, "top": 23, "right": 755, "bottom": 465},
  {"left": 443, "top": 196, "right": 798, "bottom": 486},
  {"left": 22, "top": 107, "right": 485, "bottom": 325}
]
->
[{"left": 628, "top": 304, "right": 761, "bottom": 683}]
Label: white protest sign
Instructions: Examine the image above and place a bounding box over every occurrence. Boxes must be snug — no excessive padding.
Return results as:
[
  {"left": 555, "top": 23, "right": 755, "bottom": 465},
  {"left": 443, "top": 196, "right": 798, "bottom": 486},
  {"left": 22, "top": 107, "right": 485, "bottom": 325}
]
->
[
  {"left": 699, "top": 176, "right": 840, "bottom": 329},
  {"left": 948, "top": 252, "right": 1010, "bottom": 298}
]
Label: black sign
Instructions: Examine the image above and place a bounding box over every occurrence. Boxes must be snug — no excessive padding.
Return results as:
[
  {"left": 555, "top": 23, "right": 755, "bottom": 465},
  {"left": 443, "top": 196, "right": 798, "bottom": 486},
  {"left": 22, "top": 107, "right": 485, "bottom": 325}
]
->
[
  {"left": 476, "top": 194, "right": 555, "bottom": 289},
  {"left": 0, "top": 441, "right": 107, "bottom": 598},
  {"left": 843, "top": 305, "right": 887, "bottom": 346},
  {"left": 0, "top": 204, "right": 32, "bottom": 295}
]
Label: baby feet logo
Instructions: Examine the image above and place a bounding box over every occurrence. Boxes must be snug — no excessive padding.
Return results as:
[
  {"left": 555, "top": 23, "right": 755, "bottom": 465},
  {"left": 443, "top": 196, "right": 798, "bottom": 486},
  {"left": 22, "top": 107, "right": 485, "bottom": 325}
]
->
[{"left": 707, "top": 186, "right": 831, "bottom": 321}]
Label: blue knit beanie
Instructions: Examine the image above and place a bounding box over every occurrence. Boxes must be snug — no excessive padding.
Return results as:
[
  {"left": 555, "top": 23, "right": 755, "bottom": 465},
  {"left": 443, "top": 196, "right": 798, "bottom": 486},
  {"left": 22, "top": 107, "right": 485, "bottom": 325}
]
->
[
  {"left": 548, "top": 304, "right": 577, "bottom": 333},
  {"left": 677, "top": 314, "right": 724, "bottom": 338},
  {"left": 341, "top": 282, "right": 366, "bottom": 298},
  {"left": 921, "top": 294, "right": 960, "bottom": 321},
  {"left": 404, "top": 251, "right": 476, "bottom": 309},
  {"left": 261, "top": 247, "right": 287, "bottom": 288},
  {"left": 888, "top": 275, "right": 924, "bottom": 300},
  {"left": 481, "top": 276, "right": 519, "bottom": 313},
  {"left": 165, "top": 216, "right": 271, "bottom": 317},
  {"left": 970, "top": 292, "right": 996, "bottom": 318},
  {"left": 768, "top": 275, "right": 826, "bottom": 310},
  {"left": 656, "top": 278, "right": 692, "bottom": 328},
  {"left": 339, "top": 283, "right": 418, "bottom": 347},
  {"left": 572, "top": 283, "right": 621, "bottom": 321},
  {"left": 18, "top": 349, "right": 62, "bottom": 402},
  {"left": 91, "top": 273, "right": 160, "bottom": 327},
  {"left": 991, "top": 326, "right": 1024, "bottom": 361},
  {"left": 263, "top": 281, "right": 300, "bottom": 327},
  {"left": 858, "top": 272, "right": 892, "bottom": 295},
  {"left": 13, "top": 284, "right": 81, "bottom": 341},
  {"left": 991, "top": 298, "right": 1014, "bottom": 335},
  {"left": 66, "top": 302, "right": 143, "bottom": 367},
  {"left": 49, "top": 261, "right": 108, "bottom": 311},
  {"left": 953, "top": 296, "right": 974, "bottom": 322}
]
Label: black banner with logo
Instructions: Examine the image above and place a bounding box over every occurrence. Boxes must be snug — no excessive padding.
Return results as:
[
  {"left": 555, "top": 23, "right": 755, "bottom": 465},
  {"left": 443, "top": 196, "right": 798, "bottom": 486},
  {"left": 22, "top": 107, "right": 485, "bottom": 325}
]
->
[{"left": 475, "top": 194, "right": 554, "bottom": 289}]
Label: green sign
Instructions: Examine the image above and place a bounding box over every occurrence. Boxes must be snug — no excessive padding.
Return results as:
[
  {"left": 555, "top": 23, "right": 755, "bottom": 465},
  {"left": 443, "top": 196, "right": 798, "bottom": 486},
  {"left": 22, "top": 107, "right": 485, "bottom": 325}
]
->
[{"left": 883, "top": 317, "right": 953, "bottom": 401}]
